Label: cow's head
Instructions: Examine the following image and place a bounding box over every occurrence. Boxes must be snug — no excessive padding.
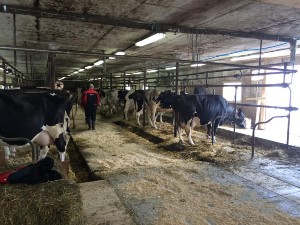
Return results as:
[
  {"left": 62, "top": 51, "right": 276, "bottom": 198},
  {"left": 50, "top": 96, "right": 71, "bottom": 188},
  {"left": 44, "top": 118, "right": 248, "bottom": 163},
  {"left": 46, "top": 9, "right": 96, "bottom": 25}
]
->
[
  {"left": 47, "top": 91, "right": 77, "bottom": 161},
  {"left": 221, "top": 104, "right": 236, "bottom": 125},
  {"left": 156, "top": 90, "right": 176, "bottom": 109}
]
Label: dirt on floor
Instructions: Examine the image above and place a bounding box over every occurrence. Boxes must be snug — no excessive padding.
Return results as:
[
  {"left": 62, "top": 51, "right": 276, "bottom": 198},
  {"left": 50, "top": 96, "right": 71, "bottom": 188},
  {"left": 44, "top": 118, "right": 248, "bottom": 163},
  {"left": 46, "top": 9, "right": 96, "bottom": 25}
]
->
[{"left": 71, "top": 109, "right": 300, "bottom": 225}]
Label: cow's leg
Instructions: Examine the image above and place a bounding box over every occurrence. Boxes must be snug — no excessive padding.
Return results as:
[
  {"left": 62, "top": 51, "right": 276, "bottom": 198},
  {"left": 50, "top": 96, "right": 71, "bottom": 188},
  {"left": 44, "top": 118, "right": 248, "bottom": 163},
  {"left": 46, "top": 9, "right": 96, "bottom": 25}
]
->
[
  {"left": 206, "top": 122, "right": 217, "bottom": 143},
  {"left": 186, "top": 119, "right": 195, "bottom": 145},
  {"left": 159, "top": 113, "right": 164, "bottom": 123},
  {"left": 177, "top": 125, "right": 185, "bottom": 143},
  {"left": 151, "top": 106, "right": 159, "bottom": 129},
  {"left": 38, "top": 145, "right": 49, "bottom": 161},
  {"left": 3, "top": 146, "right": 16, "bottom": 159},
  {"left": 206, "top": 123, "right": 211, "bottom": 139},
  {"left": 155, "top": 112, "right": 164, "bottom": 123},
  {"left": 124, "top": 103, "right": 130, "bottom": 120},
  {"left": 3, "top": 146, "right": 10, "bottom": 159},
  {"left": 9, "top": 147, "right": 16, "bottom": 157},
  {"left": 148, "top": 108, "right": 158, "bottom": 129},
  {"left": 136, "top": 110, "right": 143, "bottom": 126},
  {"left": 211, "top": 119, "right": 221, "bottom": 144}
]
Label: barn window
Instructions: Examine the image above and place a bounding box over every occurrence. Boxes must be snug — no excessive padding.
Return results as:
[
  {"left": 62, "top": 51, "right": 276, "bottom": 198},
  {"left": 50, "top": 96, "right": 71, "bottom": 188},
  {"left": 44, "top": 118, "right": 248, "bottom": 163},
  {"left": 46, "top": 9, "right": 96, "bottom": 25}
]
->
[{"left": 223, "top": 82, "right": 242, "bottom": 102}]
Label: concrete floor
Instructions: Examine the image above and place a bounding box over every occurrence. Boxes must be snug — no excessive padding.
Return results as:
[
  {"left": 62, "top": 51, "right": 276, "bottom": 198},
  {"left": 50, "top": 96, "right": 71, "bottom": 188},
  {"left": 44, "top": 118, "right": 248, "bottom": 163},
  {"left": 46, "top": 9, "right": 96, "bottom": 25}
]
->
[{"left": 73, "top": 111, "right": 300, "bottom": 224}]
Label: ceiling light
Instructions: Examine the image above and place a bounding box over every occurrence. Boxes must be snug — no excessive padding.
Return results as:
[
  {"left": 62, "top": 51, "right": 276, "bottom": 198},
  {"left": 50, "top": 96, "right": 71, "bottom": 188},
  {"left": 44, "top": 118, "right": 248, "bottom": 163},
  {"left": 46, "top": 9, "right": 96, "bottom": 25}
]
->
[
  {"left": 109, "top": 56, "right": 116, "bottom": 60},
  {"left": 230, "top": 48, "right": 300, "bottom": 61},
  {"left": 126, "top": 73, "right": 132, "bottom": 75},
  {"left": 165, "top": 67, "right": 176, "bottom": 70},
  {"left": 79, "top": 68, "right": 85, "bottom": 72},
  {"left": 59, "top": 77, "right": 66, "bottom": 80},
  {"left": 0, "top": 67, "right": 3, "bottom": 71},
  {"left": 85, "top": 65, "right": 93, "bottom": 69},
  {"left": 230, "top": 55, "right": 260, "bottom": 61},
  {"left": 133, "top": 72, "right": 142, "bottom": 75},
  {"left": 147, "top": 69, "right": 158, "bottom": 73},
  {"left": 135, "top": 33, "right": 166, "bottom": 47},
  {"left": 73, "top": 71, "right": 79, "bottom": 74},
  {"left": 94, "top": 60, "right": 104, "bottom": 66},
  {"left": 190, "top": 63, "right": 206, "bottom": 67},
  {"left": 115, "top": 51, "right": 125, "bottom": 56}
]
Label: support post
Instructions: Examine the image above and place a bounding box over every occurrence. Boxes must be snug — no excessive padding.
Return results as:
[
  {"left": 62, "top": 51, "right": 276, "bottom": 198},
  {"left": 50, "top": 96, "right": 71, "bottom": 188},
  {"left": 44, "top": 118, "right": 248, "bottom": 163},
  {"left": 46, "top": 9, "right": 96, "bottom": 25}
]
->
[
  {"left": 143, "top": 67, "right": 147, "bottom": 127},
  {"left": 2, "top": 60, "right": 6, "bottom": 88},
  {"left": 174, "top": 61, "right": 179, "bottom": 137},
  {"left": 13, "top": 13, "right": 17, "bottom": 67},
  {"left": 45, "top": 53, "right": 55, "bottom": 89}
]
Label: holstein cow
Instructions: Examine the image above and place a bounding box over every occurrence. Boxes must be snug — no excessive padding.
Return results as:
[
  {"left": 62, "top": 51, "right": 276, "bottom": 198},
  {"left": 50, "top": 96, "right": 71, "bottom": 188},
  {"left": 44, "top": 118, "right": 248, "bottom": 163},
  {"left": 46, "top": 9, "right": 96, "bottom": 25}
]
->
[
  {"left": 174, "top": 94, "right": 234, "bottom": 145},
  {"left": 193, "top": 86, "right": 207, "bottom": 95},
  {"left": 124, "top": 89, "right": 135, "bottom": 120},
  {"left": 117, "top": 89, "right": 129, "bottom": 108},
  {"left": 128, "top": 89, "right": 161, "bottom": 128},
  {"left": 0, "top": 89, "right": 77, "bottom": 161},
  {"left": 100, "top": 89, "right": 119, "bottom": 116},
  {"left": 153, "top": 90, "right": 176, "bottom": 127}
]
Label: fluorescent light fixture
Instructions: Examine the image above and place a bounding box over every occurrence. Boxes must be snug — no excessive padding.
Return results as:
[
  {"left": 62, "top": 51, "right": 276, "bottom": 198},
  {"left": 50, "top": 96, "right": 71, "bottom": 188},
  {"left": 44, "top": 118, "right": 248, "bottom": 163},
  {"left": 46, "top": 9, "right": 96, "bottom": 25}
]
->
[
  {"left": 109, "top": 56, "right": 116, "bottom": 60},
  {"left": 147, "top": 69, "right": 158, "bottom": 73},
  {"left": 126, "top": 73, "right": 132, "bottom": 75},
  {"left": 114, "top": 75, "right": 121, "bottom": 77},
  {"left": 73, "top": 71, "right": 79, "bottom": 74},
  {"left": 230, "top": 54, "right": 259, "bottom": 61},
  {"left": 115, "top": 51, "right": 125, "bottom": 56},
  {"left": 135, "top": 33, "right": 166, "bottom": 47},
  {"left": 85, "top": 65, "right": 93, "bottom": 69},
  {"left": 67, "top": 74, "right": 71, "bottom": 77},
  {"left": 231, "top": 48, "right": 300, "bottom": 62},
  {"left": 94, "top": 60, "right": 104, "bottom": 66},
  {"left": 190, "top": 63, "right": 206, "bottom": 67},
  {"left": 59, "top": 77, "right": 66, "bottom": 80},
  {"left": 133, "top": 72, "right": 142, "bottom": 75},
  {"left": 0, "top": 67, "right": 3, "bottom": 71},
  {"left": 229, "top": 50, "right": 257, "bottom": 57},
  {"left": 78, "top": 68, "right": 85, "bottom": 72},
  {"left": 165, "top": 67, "right": 176, "bottom": 70}
]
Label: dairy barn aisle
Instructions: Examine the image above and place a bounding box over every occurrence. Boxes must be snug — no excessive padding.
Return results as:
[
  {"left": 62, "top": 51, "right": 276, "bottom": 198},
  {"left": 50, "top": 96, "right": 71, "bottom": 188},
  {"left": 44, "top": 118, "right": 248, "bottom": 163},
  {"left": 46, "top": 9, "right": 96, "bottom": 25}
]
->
[{"left": 71, "top": 109, "right": 300, "bottom": 225}]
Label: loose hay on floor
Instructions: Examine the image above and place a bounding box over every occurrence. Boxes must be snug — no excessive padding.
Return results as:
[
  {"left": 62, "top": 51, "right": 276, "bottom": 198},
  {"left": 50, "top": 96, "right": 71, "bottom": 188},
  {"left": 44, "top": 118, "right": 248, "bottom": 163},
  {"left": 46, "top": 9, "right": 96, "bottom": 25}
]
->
[
  {"left": 0, "top": 180, "right": 84, "bottom": 225},
  {"left": 0, "top": 147, "right": 84, "bottom": 225}
]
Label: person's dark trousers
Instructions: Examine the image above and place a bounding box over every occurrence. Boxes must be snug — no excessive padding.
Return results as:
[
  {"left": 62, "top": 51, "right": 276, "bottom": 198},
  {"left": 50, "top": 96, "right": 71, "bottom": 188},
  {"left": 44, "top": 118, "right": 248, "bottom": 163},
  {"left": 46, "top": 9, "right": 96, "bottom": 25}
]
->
[
  {"left": 85, "top": 106, "right": 97, "bottom": 130},
  {"left": 84, "top": 107, "right": 89, "bottom": 124}
]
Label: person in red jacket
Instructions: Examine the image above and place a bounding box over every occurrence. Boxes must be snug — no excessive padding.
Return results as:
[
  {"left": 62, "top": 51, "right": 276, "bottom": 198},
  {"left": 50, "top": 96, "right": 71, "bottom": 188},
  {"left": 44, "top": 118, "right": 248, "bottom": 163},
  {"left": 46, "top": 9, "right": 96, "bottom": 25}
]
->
[{"left": 81, "top": 84, "right": 100, "bottom": 130}]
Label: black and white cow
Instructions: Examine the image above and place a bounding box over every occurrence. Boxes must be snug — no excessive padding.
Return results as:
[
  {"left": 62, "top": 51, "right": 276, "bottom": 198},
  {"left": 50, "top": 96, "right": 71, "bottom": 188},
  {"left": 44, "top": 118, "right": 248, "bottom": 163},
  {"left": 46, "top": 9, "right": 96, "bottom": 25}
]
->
[
  {"left": 124, "top": 89, "right": 135, "bottom": 120},
  {"left": 117, "top": 89, "right": 129, "bottom": 108},
  {"left": 0, "top": 89, "right": 77, "bottom": 161},
  {"left": 173, "top": 94, "right": 234, "bottom": 145},
  {"left": 127, "top": 89, "right": 161, "bottom": 128},
  {"left": 193, "top": 86, "right": 207, "bottom": 95},
  {"left": 153, "top": 90, "right": 176, "bottom": 126}
]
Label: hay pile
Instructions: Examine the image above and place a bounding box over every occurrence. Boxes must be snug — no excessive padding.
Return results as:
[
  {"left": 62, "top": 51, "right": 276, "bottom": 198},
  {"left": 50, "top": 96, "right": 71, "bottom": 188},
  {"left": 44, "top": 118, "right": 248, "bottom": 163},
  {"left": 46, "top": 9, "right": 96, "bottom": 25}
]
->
[{"left": 0, "top": 147, "right": 84, "bottom": 225}]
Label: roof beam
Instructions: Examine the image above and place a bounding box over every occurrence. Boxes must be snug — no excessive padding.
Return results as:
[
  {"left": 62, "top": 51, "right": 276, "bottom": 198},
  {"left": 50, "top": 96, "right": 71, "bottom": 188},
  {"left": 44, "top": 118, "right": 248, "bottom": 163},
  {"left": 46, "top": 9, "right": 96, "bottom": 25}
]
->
[
  {"left": 0, "top": 45, "right": 297, "bottom": 74},
  {"left": 0, "top": 4, "right": 296, "bottom": 43}
]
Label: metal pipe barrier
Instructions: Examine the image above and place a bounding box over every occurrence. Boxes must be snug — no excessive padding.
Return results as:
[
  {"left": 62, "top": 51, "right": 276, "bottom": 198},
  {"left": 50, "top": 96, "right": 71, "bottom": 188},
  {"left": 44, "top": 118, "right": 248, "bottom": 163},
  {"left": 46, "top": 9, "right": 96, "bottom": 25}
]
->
[
  {"left": 251, "top": 115, "right": 288, "bottom": 158},
  {"left": 0, "top": 135, "right": 37, "bottom": 161}
]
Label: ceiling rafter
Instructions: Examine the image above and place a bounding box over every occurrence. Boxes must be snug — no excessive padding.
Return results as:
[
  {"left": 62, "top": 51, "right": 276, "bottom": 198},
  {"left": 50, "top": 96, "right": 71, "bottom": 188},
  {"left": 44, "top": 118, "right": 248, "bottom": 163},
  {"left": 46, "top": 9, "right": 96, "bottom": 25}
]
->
[{"left": 0, "top": 4, "right": 296, "bottom": 44}]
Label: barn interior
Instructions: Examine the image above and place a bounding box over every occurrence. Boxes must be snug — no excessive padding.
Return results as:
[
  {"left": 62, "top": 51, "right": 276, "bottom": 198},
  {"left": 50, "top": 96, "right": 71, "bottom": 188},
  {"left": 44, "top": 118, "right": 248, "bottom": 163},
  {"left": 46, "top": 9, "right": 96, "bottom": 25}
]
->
[{"left": 1, "top": 0, "right": 300, "bottom": 224}]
